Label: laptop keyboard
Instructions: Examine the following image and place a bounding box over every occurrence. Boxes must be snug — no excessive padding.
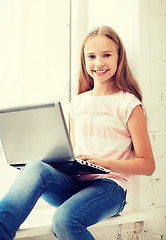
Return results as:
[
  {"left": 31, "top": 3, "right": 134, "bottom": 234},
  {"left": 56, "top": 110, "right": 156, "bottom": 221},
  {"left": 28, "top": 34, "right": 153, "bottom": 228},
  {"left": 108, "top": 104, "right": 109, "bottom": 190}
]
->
[{"left": 75, "top": 159, "right": 111, "bottom": 173}]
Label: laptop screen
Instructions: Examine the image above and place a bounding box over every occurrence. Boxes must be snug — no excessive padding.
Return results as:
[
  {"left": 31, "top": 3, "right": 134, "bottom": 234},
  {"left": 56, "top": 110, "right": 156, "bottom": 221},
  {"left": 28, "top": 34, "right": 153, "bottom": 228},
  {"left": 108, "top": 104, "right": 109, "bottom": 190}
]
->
[{"left": 0, "top": 102, "right": 74, "bottom": 166}]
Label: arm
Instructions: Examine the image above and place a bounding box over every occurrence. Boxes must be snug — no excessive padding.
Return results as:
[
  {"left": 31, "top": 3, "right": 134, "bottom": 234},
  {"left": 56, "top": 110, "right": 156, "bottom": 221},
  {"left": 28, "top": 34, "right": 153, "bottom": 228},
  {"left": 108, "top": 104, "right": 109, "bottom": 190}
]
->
[
  {"left": 78, "top": 106, "right": 155, "bottom": 176},
  {"left": 106, "top": 105, "right": 155, "bottom": 176}
]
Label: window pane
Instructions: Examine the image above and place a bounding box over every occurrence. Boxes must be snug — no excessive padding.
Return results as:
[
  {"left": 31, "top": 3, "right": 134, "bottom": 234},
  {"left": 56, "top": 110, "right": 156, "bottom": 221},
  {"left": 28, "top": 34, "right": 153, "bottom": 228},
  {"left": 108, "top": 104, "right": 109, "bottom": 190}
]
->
[
  {"left": 0, "top": 0, "right": 70, "bottom": 194},
  {"left": 0, "top": 0, "right": 70, "bottom": 108}
]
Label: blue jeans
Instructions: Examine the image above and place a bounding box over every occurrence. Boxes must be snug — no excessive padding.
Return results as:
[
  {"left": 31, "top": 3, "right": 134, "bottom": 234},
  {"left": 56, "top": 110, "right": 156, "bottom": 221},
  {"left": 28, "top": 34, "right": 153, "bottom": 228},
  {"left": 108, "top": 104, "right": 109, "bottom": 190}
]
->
[{"left": 0, "top": 161, "right": 127, "bottom": 240}]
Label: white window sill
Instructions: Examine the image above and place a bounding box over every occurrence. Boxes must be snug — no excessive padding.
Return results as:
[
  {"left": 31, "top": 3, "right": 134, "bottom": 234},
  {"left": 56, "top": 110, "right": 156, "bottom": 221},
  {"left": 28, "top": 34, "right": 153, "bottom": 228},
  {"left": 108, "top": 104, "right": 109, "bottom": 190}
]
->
[{"left": 15, "top": 204, "right": 153, "bottom": 239}]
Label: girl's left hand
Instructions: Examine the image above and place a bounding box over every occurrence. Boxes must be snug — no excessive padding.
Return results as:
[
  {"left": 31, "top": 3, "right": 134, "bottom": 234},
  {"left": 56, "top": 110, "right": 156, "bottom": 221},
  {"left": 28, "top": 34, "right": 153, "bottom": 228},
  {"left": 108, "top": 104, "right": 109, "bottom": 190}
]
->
[{"left": 76, "top": 154, "right": 108, "bottom": 168}]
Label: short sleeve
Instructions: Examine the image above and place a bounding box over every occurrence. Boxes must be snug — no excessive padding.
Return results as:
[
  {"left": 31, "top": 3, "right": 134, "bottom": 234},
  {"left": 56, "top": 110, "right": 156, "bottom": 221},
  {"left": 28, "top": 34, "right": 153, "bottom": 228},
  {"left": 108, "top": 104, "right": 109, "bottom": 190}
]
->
[
  {"left": 68, "top": 100, "right": 75, "bottom": 119},
  {"left": 124, "top": 93, "right": 143, "bottom": 125},
  {"left": 68, "top": 95, "right": 80, "bottom": 119}
]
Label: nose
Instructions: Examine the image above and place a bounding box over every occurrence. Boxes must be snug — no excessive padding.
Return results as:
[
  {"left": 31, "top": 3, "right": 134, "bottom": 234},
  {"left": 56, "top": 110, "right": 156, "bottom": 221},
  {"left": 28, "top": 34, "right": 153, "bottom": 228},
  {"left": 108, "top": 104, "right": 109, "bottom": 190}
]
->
[{"left": 95, "top": 57, "right": 104, "bottom": 68}]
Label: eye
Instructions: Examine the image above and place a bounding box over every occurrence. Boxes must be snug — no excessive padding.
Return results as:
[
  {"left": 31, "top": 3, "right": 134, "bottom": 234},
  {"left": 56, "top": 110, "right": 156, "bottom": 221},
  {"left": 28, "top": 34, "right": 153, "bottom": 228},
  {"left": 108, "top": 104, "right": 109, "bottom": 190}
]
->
[
  {"left": 88, "top": 55, "right": 95, "bottom": 59},
  {"left": 104, "top": 53, "right": 111, "bottom": 58}
]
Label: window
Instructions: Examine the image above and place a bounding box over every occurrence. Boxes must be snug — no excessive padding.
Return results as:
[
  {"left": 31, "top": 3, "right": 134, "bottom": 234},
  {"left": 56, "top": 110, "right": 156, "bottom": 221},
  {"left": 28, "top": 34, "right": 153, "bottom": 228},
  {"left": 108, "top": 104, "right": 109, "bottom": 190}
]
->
[
  {"left": 0, "top": 0, "right": 70, "bottom": 108},
  {"left": 0, "top": 0, "right": 71, "bottom": 197}
]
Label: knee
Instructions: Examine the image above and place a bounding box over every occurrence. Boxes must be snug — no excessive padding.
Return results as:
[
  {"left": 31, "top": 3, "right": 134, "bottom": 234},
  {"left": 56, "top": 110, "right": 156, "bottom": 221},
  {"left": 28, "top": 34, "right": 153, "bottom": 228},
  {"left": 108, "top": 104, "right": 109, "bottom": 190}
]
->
[
  {"left": 25, "top": 160, "right": 44, "bottom": 171},
  {"left": 23, "top": 161, "right": 48, "bottom": 176},
  {"left": 52, "top": 207, "right": 69, "bottom": 235},
  {"left": 52, "top": 206, "right": 83, "bottom": 237},
  {"left": 21, "top": 161, "right": 48, "bottom": 184}
]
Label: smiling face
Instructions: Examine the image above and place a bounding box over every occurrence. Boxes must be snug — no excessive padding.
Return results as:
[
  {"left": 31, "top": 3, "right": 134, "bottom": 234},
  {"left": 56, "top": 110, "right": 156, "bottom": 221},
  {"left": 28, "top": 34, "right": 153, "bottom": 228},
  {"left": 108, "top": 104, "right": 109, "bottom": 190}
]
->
[{"left": 84, "top": 35, "right": 119, "bottom": 86}]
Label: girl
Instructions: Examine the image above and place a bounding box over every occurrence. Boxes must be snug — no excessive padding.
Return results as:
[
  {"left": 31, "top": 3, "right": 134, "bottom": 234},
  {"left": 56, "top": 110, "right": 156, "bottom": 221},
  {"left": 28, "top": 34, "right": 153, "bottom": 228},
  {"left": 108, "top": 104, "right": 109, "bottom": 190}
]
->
[{"left": 0, "top": 25, "right": 155, "bottom": 240}]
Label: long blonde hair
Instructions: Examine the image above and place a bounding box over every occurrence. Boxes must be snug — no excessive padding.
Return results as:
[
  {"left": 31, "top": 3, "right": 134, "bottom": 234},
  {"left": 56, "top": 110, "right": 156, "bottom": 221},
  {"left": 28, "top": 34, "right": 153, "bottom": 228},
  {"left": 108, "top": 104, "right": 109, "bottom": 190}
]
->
[{"left": 77, "top": 25, "right": 142, "bottom": 102}]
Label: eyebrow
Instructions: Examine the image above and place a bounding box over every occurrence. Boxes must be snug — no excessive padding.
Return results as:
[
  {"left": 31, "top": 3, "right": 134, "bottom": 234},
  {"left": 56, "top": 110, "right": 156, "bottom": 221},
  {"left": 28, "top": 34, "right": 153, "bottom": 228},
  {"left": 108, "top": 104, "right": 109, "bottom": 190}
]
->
[
  {"left": 103, "top": 50, "right": 113, "bottom": 53},
  {"left": 85, "top": 50, "right": 113, "bottom": 55}
]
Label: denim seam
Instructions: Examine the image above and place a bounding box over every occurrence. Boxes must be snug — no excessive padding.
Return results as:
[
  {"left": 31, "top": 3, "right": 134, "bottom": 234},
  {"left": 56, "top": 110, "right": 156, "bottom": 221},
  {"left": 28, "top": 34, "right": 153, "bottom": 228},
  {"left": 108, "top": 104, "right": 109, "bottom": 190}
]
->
[
  {"left": 73, "top": 187, "right": 125, "bottom": 230},
  {"left": 41, "top": 179, "right": 77, "bottom": 192}
]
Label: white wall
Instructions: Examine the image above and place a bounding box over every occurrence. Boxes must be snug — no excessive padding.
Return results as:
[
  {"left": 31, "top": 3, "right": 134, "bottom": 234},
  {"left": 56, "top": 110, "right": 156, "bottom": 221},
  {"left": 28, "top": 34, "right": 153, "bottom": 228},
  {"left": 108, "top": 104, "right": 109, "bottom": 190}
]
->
[{"left": 139, "top": 0, "right": 166, "bottom": 238}]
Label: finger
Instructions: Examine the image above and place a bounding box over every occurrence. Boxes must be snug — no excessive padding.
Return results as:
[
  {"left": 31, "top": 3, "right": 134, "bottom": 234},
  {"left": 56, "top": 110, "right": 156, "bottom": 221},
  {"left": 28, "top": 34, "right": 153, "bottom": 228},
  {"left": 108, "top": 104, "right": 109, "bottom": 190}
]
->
[
  {"left": 75, "top": 155, "right": 88, "bottom": 161},
  {"left": 75, "top": 154, "right": 83, "bottom": 158},
  {"left": 78, "top": 155, "right": 90, "bottom": 161},
  {"left": 87, "top": 160, "right": 95, "bottom": 164}
]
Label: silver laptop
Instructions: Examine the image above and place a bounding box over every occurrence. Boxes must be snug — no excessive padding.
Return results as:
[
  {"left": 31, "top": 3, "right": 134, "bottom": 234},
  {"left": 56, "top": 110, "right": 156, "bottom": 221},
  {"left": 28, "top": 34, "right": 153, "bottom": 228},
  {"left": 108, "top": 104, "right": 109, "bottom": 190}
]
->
[{"left": 0, "top": 102, "right": 111, "bottom": 175}]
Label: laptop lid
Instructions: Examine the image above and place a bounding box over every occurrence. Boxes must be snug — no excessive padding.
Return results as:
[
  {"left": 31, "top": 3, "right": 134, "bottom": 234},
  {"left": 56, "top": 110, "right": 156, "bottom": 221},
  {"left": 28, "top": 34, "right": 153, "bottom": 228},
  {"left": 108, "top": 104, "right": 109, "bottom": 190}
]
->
[{"left": 0, "top": 102, "right": 75, "bottom": 167}]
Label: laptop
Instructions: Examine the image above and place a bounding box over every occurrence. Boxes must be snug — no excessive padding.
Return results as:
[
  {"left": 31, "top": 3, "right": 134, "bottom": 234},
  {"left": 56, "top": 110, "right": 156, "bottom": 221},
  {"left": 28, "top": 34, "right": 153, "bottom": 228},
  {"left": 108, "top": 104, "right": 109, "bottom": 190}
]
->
[{"left": 0, "top": 102, "right": 111, "bottom": 175}]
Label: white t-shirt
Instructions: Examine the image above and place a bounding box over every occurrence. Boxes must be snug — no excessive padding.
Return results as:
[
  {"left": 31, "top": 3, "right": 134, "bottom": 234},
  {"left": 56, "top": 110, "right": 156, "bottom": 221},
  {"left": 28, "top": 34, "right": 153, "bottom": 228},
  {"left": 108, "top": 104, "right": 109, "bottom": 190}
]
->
[{"left": 69, "top": 90, "right": 142, "bottom": 190}]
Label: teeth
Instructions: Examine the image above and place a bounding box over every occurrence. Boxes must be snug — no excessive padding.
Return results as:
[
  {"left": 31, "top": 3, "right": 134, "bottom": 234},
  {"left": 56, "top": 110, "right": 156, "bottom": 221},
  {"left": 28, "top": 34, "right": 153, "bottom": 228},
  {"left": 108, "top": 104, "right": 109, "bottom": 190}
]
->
[{"left": 95, "top": 70, "right": 107, "bottom": 73}]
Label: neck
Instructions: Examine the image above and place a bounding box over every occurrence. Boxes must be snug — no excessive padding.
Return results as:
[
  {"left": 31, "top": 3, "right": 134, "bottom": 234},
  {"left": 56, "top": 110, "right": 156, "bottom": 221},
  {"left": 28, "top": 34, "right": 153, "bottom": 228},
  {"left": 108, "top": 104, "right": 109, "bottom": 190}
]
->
[{"left": 91, "top": 82, "right": 119, "bottom": 96}]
